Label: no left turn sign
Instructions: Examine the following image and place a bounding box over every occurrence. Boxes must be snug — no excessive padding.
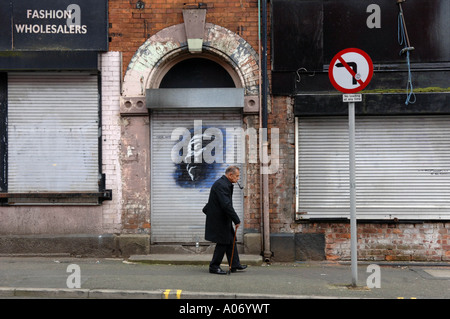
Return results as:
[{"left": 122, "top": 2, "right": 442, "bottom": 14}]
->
[{"left": 329, "top": 48, "right": 373, "bottom": 94}]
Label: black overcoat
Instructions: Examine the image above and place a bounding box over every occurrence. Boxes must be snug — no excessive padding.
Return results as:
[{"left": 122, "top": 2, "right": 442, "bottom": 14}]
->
[{"left": 203, "top": 175, "right": 240, "bottom": 244}]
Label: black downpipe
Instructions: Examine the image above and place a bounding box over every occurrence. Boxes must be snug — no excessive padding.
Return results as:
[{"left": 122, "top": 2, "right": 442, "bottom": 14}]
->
[{"left": 0, "top": 73, "right": 7, "bottom": 197}]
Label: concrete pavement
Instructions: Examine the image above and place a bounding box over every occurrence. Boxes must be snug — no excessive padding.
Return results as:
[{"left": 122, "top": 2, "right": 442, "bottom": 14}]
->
[{"left": 0, "top": 255, "right": 449, "bottom": 299}]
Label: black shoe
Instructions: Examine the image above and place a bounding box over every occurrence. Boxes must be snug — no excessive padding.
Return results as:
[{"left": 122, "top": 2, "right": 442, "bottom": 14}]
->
[
  {"left": 231, "top": 264, "right": 247, "bottom": 272},
  {"left": 209, "top": 267, "right": 227, "bottom": 275}
]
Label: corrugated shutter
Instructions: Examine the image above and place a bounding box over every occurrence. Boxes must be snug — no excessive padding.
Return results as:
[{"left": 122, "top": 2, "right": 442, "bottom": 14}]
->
[
  {"left": 8, "top": 72, "right": 99, "bottom": 193},
  {"left": 297, "top": 116, "right": 450, "bottom": 220},
  {"left": 151, "top": 110, "right": 244, "bottom": 243}
]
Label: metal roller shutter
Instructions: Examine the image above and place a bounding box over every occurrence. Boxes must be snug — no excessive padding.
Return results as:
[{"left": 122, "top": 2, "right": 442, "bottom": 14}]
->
[
  {"left": 8, "top": 72, "right": 99, "bottom": 193},
  {"left": 151, "top": 110, "right": 244, "bottom": 243},
  {"left": 297, "top": 116, "right": 450, "bottom": 220}
]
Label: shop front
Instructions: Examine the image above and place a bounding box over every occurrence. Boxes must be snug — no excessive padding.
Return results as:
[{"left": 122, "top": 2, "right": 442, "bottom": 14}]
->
[{"left": 0, "top": 0, "right": 121, "bottom": 256}]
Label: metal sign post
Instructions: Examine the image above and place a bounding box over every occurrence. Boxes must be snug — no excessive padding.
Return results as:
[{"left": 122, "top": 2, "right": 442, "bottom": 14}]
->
[
  {"left": 349, "top": 100, "right": 357, "bottom": 287},
  {"left": 344, "top": 94, "right": 361, "bottom": 287},
  {"left": 329, "top": 49, "right": 373, "bottom": 287}
]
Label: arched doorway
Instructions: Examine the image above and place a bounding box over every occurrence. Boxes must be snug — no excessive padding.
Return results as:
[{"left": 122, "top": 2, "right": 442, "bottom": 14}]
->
[
  {"left": 149, "top": 56, "right": 245, "bottom": 245},
  {"left": 120, "top": 23, "right": 260, "bottom": 250}
]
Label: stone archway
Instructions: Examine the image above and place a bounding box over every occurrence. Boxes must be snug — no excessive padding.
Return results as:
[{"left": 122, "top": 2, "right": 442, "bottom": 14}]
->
[
  {"left": 118, "top": 22, "right": 261, "bottom": 251},
  {"left": 120, "top": 23, "right": 259, "bottom": 115}
]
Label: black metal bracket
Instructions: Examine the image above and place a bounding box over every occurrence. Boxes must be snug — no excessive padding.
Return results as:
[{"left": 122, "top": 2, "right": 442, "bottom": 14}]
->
[{"left": 396, "top": 0, "right": 415, "bottom": 55}]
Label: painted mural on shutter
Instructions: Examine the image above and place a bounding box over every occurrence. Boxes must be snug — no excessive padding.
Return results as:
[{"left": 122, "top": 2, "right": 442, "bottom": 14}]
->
[{"left": 150, "top": 110, "right": 244, "bottom": 243}]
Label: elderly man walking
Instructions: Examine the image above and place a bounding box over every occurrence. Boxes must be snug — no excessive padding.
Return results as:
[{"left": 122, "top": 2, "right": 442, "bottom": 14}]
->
[{"left": 203, "top": 166, "right": 247, "bottom": 275}]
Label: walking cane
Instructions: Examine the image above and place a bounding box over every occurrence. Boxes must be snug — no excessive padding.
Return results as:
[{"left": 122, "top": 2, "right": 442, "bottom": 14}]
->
[{"left": 228, "top": 224, "right": 238, "bottom": 275}]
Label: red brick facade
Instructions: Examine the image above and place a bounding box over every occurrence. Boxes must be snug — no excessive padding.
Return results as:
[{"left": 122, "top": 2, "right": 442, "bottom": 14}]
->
[
  {"left": 294, "top": 222, "right": 450, "bottom": 262},
  {"left": 108, "top": 0, "right": 260, "bottom": 79},
  {"left": 108, "top": 0, "right": 449, "bottom": 262}
]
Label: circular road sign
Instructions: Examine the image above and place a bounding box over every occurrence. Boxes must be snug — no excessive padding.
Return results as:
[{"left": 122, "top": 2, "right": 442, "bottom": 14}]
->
[{"left": 329, "top": 48, "right": 373, "bottom": 94}]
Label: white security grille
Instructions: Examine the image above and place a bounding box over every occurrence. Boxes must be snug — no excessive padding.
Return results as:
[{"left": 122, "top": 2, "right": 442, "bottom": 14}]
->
[
  {"left": 297, "top": 116, "right": 450, "bottom": 220},
  {"left": 150, "top": 110, "right": 244, "bottom": 243},
  {"left": 8, "top": 72, "right": 99, "bottom": 193}
]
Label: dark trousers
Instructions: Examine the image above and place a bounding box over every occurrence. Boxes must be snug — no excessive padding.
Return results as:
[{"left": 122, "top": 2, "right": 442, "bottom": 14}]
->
[{"left": 209, "top": 242, "right": 240, "bottom": 269}]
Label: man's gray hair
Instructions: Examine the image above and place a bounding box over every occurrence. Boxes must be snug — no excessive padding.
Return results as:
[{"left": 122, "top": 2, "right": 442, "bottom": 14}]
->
[{"left": 225, "top": 165, "right": 240, "bottom": 175}]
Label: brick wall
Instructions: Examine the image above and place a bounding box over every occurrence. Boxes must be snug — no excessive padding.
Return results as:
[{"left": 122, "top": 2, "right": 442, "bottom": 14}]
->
[
  {"left": 293, "top": 222, "right": 450, "bottom": 262},
  {"left": 267, "top": 96, "right": 296, "bottom": 233},
  {"left": 108, "top": 0, "right": 260, "bottom": 79}
]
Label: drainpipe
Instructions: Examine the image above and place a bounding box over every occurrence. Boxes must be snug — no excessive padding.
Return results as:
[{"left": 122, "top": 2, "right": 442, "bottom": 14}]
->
[{"left": 259, "top": 0, "right": 271, "bottom": 262}]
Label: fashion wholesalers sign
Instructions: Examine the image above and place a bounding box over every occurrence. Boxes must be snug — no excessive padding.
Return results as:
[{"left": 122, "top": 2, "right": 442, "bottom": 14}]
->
[
  {"left": 0, "top": 0, "right": 107, "bottom": 51},
  {"left": 15, "top": 5, "right": 88, "bottom": 35}
]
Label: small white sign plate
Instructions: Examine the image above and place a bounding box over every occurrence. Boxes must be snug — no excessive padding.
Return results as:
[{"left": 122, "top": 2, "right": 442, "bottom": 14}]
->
[{"left": 343, "top": 94, "right": 362, "bottom": 102}]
